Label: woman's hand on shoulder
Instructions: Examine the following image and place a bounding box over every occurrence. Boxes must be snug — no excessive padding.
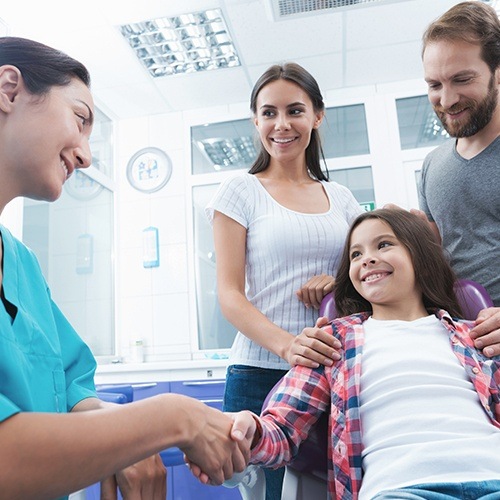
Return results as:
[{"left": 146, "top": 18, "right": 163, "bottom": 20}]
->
[
  {"left": 296, "top": 274, "right": 335, "bottom": 310},
  {"left": 469, "top": 307, "right": 500, "bottom": 357},
  {"left": 284, "top": 316, "right": 341, "bottom": 368}
]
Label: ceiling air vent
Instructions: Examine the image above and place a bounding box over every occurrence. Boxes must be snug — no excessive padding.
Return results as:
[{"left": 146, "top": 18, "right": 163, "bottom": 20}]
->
[{"left": 266, "top": 0, "right": 413, "bottom": 21}]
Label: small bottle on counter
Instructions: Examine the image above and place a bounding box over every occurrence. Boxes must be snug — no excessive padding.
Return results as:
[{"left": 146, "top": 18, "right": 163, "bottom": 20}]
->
[{"left": 130, "top": 339, "right": 145, "bottom": 363}]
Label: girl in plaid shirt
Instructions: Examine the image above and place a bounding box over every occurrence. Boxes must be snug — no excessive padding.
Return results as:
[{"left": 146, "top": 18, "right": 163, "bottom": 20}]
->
[{"left": 227, "top": 208, "right": 500, "bottom": 499}]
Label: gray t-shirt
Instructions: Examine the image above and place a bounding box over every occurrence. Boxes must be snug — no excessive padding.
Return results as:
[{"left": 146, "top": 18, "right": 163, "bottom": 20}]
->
[{"left": 419, "top": 138, "right": 500, "bottom": 306}]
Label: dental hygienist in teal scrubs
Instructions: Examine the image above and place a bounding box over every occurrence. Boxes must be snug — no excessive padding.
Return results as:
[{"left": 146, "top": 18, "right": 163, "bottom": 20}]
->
[
  {"left": 0, "top": 36, "right": 250, "bottom": 500},
  {"left": 0, "top": 225, "right": 97, "bottom": 420}
]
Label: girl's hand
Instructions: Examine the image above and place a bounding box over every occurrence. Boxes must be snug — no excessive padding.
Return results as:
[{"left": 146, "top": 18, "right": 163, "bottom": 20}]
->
[
  {"left": 469, "top": 307, "right": 500, "bottom": 357},
  {"left": 295, "top": 274, "right": 335, "bottom": 310},
  {"left": 284, "top": 316, "right": 342, "bottom": 368}
]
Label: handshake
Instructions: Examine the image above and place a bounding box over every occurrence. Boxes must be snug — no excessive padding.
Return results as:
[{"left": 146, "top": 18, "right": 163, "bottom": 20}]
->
[{"left": 179, "top": 399, "right": 259, "bottom": 486}]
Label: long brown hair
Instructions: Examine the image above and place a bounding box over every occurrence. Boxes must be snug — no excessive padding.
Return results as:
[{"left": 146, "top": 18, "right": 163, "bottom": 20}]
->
[
  {"left": 422, "top": 1, "right": 500, "bottom": 73},
  {"left": 334, "top": 208, "right": 462, "bottom": 318},
  {"left": 248, "top": 62, "right": 328, "bottom": 181}
]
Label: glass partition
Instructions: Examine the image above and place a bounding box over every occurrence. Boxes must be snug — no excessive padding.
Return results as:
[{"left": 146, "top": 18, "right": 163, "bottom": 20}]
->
[
  {"left": 329, "top": 166, "right": 375, "bottom": 210},
  {"left": 323, "top": 104, "right": 370, "bottom": 158},
  {"left": 192, "top": 184, "right": 237, "bottom": 350},
  {"left": 22, "top": 108, "right": 115, "bottom": 357},
  {"left": 191, "top": 103, "right": 370, "bottom": 176},
  {"left": 191, "top": 118, "right": 256, "bottom": 174}
]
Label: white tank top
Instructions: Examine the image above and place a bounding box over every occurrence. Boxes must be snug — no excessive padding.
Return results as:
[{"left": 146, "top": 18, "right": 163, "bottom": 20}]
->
[{"left": 206, "top": 173, "right": 362, "bottom": 369}]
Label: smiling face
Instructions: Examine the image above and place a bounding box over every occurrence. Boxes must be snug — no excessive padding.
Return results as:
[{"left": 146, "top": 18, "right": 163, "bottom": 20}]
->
[
  {"left": 253, "top": 79, "right": 323, "bottom": 166},
  {"left": 348, "top": 218, "right": 427, "bottom": 320},
  {"left": 0, "top": 72, "right": 94, "bottom": 206},
  {"left": 423, "top": 39, "right": 500, "bottom": 138}
]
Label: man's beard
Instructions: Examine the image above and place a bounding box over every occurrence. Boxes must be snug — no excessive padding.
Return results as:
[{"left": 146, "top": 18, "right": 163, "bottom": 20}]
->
[{"left": 434, "top": 73, "right": 498, "bottom": 138}]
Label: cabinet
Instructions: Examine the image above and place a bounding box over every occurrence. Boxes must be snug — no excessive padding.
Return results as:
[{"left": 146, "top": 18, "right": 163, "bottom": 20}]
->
[{"left": 85, "top": 379, "right": 241, "bottom": 500}]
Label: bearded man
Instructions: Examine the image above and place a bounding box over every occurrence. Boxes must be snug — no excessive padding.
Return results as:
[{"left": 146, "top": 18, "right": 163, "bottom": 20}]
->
[{"left": 419, "top": 2, "right": 500, "bottom": 328}]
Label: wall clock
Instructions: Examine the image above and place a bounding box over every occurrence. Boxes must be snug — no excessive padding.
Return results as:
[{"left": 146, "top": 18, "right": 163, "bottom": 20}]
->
[{"left": 126, "top": 147, "right": 172, "bottom": 193}]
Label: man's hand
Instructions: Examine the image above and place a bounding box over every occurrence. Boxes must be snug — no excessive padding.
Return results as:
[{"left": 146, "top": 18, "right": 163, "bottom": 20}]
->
[
  {"left": 100, "top": 454, "right": 166, "bottom": 499},
  {"left": 469, "top": 307, "right": 500, "bottom": 357},
  {"left": 283, "top": 316, "right": 341, "bottom": 368},
  {"left": 296, "top": 274, "right": 335, "bottom": 310}
]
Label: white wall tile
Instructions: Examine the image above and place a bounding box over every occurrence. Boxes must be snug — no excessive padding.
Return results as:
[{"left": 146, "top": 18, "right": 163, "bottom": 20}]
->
[{"left": 152, "top": 292, "right": 191, "bottom": 347}]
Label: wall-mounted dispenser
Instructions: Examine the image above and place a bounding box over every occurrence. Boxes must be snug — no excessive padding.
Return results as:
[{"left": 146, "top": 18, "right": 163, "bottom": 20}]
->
[
  {"left": 143, "top": 226, "right": 159, "bottom": 268},
  {"left": 76, "top": 234, "right": 93, "bottom": 274}
]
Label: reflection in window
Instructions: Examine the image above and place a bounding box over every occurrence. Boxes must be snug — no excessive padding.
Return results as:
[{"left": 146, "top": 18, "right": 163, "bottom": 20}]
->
[
  {"left": 396, "top": 95, "right": 450, "bottom": 149},
  {"left": 323, "top": 104, "right": 370, "bottom": 158},
  {"left": 192, "top": 184, "right": 236, "bottom": 350},
  {"left": 191, "top": 104, "right": 370, "bottom": 175},
  {"left": 22, "top": 108, "right": 115, "bottom": 357},
  {"left": 191, "top": 118, "right": 256, "bottom": 174}
]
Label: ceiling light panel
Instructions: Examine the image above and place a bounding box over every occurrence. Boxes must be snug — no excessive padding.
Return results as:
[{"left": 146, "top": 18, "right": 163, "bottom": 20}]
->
[{"left": 120, "top": 9, "right": 240, "bottom": 77}]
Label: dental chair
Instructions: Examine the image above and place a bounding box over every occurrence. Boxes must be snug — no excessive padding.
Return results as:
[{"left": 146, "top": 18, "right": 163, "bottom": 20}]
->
[{"left": 242, "top": 278, "right": 494, "bottom": 500}]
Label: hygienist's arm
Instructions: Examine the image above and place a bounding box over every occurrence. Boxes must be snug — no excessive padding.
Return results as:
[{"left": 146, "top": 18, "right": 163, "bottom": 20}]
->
[
  {"left": 73, "top": 397, "right": 166, "bottom": 499},
  {"left": 213, "top": 211, "right": 340, "bottom": 368},
  {"left": 0, "top": 393, "right": 248, "bottom": 500}
]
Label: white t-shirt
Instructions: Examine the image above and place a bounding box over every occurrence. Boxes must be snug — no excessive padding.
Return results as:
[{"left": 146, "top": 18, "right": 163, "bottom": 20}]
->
[
  {"left": 206, "top": 172, "right": 362, "bottom": 369},
  {"left": 359, "top": 315, "right": 500, "bottom": 499}
]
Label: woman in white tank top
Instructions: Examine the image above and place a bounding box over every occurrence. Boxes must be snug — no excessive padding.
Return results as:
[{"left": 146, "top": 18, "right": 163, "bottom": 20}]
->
[{"left": 206, "top": 62, "right": 362, "bottom": 499}]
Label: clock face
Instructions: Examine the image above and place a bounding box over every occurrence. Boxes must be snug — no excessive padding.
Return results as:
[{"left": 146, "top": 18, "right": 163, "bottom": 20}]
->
[{"left": 126, "top": 147, "right": 173, "bottom": 193}]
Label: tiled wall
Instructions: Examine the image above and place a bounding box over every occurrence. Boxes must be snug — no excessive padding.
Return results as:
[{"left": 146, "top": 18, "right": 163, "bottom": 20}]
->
[
  {"left": 114, "top": 111, "right": 195, "bottom": 363},
  {"left": 113, "top": 100, "right": 253, "bottom": 363}
]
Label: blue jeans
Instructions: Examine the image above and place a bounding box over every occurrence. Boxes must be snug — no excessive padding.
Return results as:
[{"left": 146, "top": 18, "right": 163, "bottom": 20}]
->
[
  {"left": 223, "top": 364, "right": 288, "bottom": 500},
  {"left": 372, "top": 480, "right": 500, "bottom": 499}
]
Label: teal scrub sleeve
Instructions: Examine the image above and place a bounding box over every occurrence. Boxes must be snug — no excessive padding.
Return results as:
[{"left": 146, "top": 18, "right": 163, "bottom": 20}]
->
[
  {"left": 0, "top": 394, "right": 20, "bottom": 422},
  {"left": 50, "top": 297, "right": 98, "bottom": 411}
]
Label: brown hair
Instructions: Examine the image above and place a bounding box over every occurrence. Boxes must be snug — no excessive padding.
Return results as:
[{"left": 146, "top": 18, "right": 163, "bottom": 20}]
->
[
  {"left": 248, "top": 62, "right": 328, "bottom": 181},
  {"left": 422, "top": 1, "right": 500, "bottom": 72},
  {"left": 334, "top": 208, "right": 462, "bottom": 317}
]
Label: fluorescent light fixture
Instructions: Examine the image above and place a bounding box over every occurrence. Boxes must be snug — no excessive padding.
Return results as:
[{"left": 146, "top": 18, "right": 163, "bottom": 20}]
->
[{"left": 120, "top": 9, "right": 240, "bottom": 77}]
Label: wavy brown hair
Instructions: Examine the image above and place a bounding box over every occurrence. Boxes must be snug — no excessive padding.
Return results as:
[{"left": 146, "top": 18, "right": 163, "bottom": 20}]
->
[
  {"left": 248, "top": 62, "right": 328, "bottom": 181},
  {"left": 334, "top": 208, "right": 462, "bottom": 318},
  {"left": 422, "top": 1, "right": 500, "bottom": 73}
]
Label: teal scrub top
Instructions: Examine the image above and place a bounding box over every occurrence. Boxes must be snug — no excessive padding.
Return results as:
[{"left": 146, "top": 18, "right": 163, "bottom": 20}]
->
[{"left": 0, "top": 224, "right": 97, "bottom": 473}]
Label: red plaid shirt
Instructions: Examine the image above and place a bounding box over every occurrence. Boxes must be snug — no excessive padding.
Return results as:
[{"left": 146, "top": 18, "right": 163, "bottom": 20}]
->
[{"left": 251, "top": 310, "right": 500, "bottom": 499}]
